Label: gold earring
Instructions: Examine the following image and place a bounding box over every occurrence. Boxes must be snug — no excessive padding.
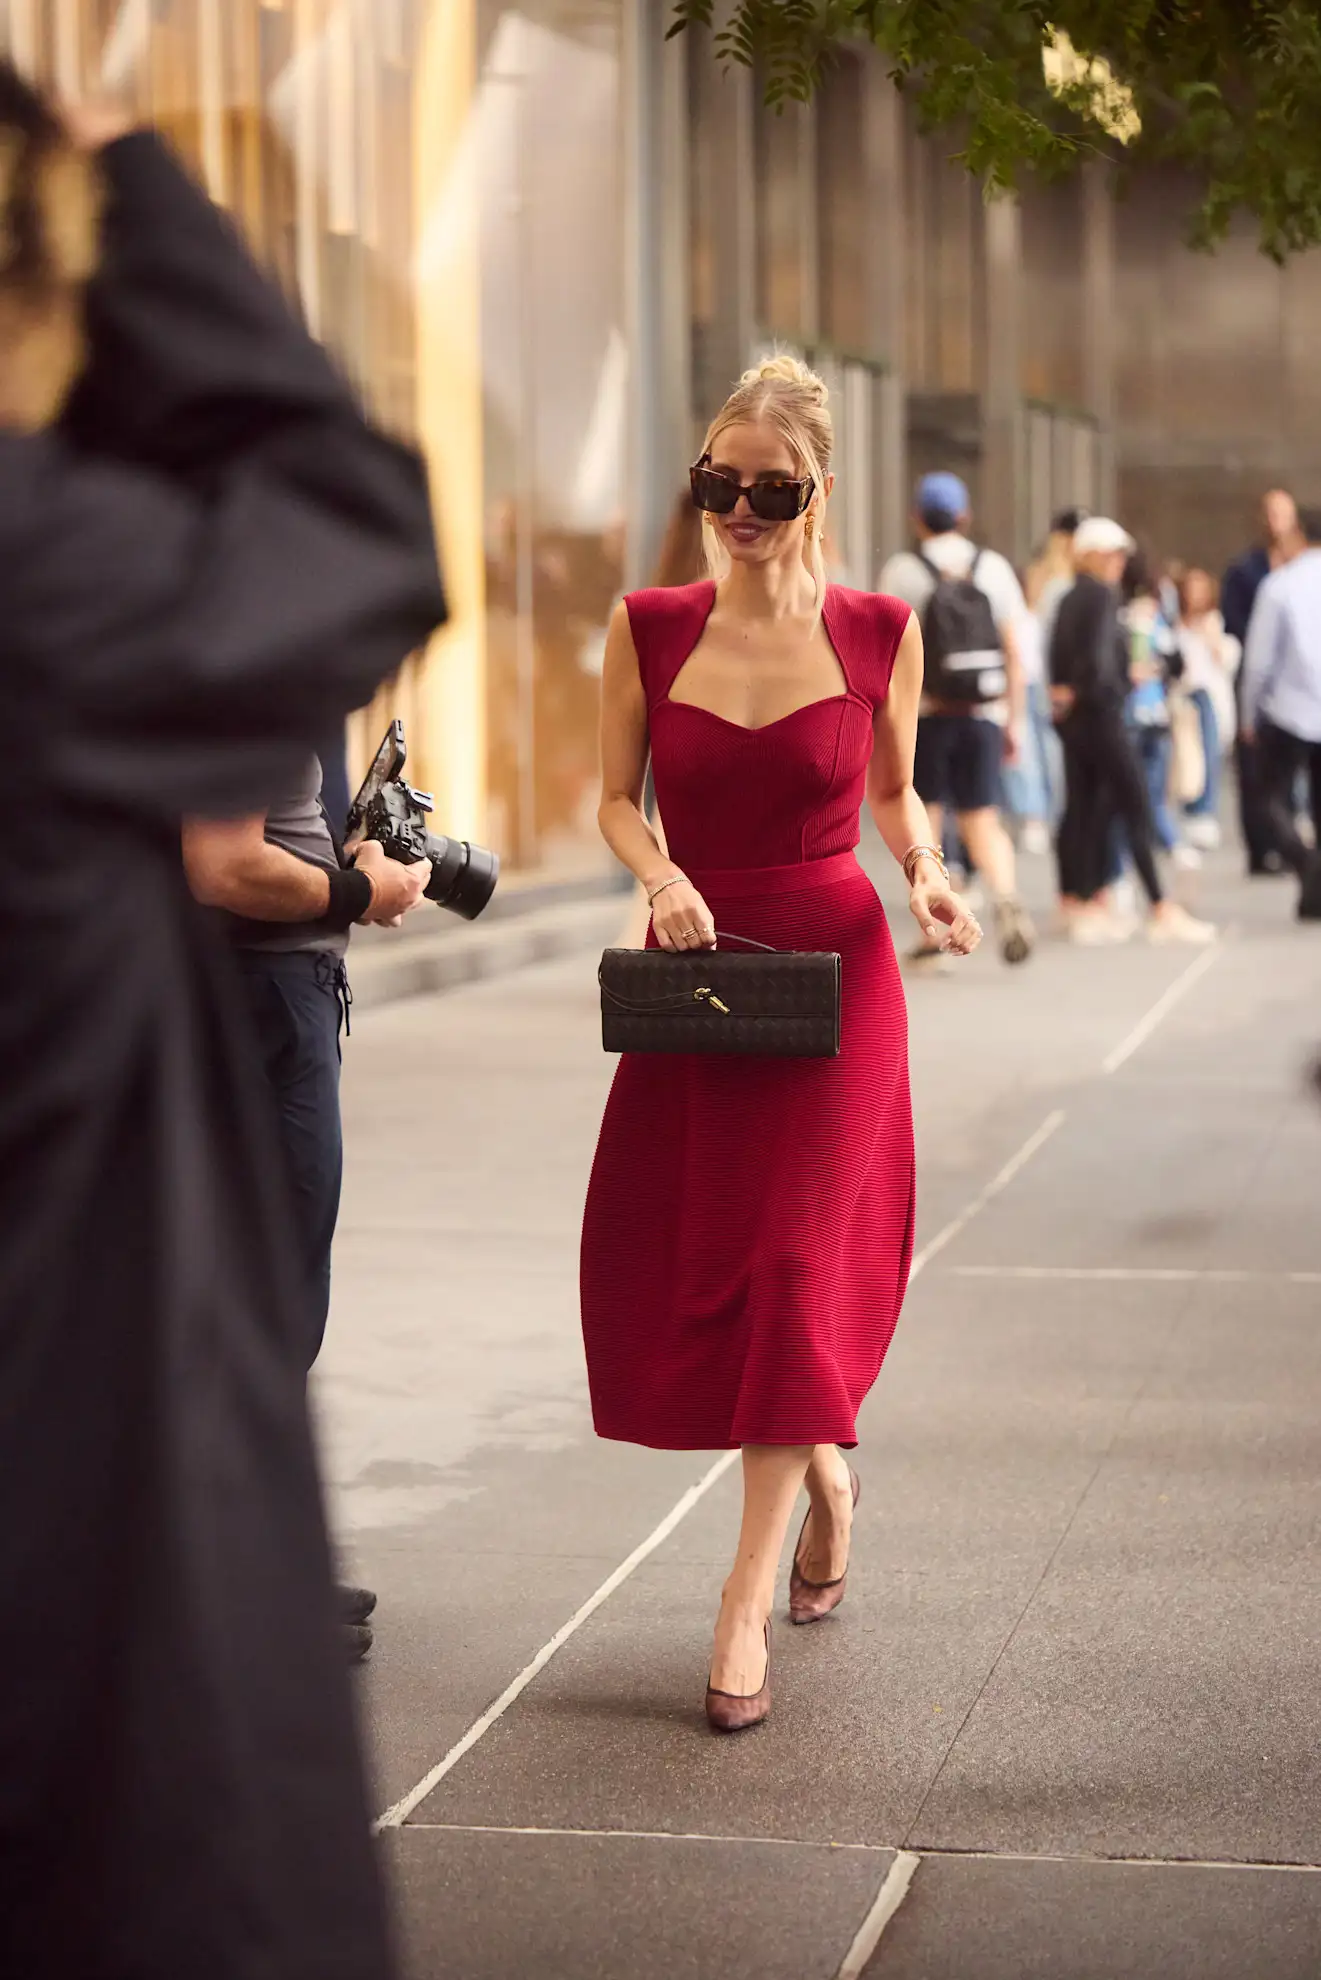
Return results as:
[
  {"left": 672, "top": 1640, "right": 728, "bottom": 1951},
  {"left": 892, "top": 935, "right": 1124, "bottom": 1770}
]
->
[{"left": 804, "top": 512, "right": 815, "bottom": 540}]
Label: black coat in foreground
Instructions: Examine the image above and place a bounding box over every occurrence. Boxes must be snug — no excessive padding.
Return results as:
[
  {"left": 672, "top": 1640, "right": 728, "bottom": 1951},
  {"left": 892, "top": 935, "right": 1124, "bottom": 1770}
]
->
[{"left": 0, "top": 133, "right": 446, "bottom": 1978}]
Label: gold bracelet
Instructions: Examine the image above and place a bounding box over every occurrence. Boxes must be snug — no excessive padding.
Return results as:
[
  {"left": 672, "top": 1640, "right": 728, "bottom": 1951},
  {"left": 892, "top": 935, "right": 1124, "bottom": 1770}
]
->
[
  {"left": 902, "top": 845, "right": 949, "bottom": 888},
  {"left": 646, "top": 874, "right": 687, "bottom": 906}
]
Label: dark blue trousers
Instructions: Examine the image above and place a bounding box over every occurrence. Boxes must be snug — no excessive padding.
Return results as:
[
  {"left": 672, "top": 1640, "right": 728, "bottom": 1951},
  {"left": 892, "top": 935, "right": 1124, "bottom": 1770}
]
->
[{"left": 236, "top": 949, "right": 346, "bottom": 1370}]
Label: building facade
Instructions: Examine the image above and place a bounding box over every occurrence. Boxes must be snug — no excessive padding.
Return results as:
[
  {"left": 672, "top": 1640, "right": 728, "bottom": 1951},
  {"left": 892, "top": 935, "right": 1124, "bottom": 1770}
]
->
[{"left": 4, "top": 1, "right": 1306, "bottom": 882}]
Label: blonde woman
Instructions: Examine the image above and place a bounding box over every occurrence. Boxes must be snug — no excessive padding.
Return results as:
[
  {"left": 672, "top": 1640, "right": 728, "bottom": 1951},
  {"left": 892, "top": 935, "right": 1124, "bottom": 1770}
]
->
[{"left": 581, "top": 358, "right": 979, "bottom": 1731}]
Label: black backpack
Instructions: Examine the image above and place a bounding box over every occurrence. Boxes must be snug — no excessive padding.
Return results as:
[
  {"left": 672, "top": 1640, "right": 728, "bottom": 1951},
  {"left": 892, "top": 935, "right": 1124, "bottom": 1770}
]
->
[{"left": 918, "top": 549, "right": 1009, "bottom": 705}]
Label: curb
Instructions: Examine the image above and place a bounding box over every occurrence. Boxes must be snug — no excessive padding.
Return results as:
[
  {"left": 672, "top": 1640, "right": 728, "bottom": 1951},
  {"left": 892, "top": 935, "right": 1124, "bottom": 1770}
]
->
[{"left": 349, "top": 896, "right": 629, "bottom": 1012}]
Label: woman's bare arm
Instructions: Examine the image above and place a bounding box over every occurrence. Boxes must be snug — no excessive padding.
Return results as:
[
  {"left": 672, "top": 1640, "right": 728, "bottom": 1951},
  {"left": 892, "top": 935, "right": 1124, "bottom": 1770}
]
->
[
  {"left": 866, "top": 612, "right": 980, "bottom": 954},
  {"left": 596, "top": 602, "right": 715, "bottom": 950}
]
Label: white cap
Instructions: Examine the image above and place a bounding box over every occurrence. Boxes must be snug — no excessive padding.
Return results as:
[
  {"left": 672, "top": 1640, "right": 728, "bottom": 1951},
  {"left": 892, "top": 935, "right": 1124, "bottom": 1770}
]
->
[{"left": 1072, "top": 516, "right": 1135, "bottom": 557}]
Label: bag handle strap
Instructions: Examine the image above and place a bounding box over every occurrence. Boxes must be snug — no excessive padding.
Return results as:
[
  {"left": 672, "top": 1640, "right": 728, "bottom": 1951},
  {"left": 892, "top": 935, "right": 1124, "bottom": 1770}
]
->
[{"left": 599, "top": 930, "right": 780, "bottom": 1014}]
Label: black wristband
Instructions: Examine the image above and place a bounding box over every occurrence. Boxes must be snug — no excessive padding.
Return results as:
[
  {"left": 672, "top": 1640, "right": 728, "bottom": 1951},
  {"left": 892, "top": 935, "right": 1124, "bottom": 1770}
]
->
[{"left": 324, "top": 864, "right": 374, "bottom": 931}]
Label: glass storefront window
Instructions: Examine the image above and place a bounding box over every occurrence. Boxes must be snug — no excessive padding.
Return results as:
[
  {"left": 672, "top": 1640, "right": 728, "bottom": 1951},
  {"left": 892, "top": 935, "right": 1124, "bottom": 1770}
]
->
[
  {"left": 476, "top": 0, "right": 625, "bottom": 877},
  {"left": 5, "top": 0, "right": 624, "bottom": 881}
]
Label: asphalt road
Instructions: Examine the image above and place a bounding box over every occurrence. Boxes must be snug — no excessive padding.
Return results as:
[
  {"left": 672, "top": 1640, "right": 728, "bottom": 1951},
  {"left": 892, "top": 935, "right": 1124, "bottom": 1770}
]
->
[{"left": 315, "top": 838, "right": 1321, "bottom": 1980}]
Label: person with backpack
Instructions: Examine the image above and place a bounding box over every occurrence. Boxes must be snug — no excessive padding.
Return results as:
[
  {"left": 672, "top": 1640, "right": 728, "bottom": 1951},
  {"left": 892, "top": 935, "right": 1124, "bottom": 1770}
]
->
[{"left": 878, "top": 473, "right": 1034, "bottom": 965}]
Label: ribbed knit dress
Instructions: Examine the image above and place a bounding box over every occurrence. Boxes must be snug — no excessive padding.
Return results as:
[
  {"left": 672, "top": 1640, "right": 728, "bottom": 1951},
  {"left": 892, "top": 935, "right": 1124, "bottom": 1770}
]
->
[{"left": 581, "top": 580, "right": 915, "bottom": 1450}]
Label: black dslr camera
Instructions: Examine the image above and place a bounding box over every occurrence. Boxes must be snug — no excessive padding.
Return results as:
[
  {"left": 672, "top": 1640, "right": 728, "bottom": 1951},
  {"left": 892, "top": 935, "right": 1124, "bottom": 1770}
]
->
[{"left": 346, "top": 721, "right": 499, "bottom": 921}]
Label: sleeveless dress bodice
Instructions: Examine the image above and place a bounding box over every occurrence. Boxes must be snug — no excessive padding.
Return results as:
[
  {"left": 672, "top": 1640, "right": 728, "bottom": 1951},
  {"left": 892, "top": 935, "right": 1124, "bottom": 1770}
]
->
[{"left": 629, "top": 580, "right": 910, "bottom": 874}]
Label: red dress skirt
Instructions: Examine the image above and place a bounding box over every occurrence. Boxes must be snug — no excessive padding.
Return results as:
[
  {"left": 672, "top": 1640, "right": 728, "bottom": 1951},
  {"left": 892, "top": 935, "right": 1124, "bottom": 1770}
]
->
[{"left": 580, "top": 582, "right": 916, "bottom": 1449}]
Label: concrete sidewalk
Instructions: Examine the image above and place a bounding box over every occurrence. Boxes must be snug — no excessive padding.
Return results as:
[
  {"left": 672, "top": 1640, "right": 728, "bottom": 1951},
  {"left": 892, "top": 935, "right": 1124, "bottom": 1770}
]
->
[
  {"left": 348, "top": 872, "right": 631, "bottom": 1012},
  {"left": 316, "top": 843, "right": 1321, "bottom": 1979}
]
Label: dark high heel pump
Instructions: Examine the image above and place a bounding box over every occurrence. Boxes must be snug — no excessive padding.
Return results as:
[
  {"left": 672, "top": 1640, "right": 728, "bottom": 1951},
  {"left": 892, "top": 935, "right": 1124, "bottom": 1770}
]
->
[
  {"left": 789, "top": 1467, "right": 860, "bottom": 1625},
  {"left": 705, "top": 1620, "right": 772, "bottom": 1733}
]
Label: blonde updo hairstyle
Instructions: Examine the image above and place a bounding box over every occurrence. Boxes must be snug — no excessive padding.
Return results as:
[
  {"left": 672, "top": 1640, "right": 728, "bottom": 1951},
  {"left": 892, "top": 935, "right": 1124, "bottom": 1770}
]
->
[{"left": 699, "top": 354, "right": 833, "bottom": 606}]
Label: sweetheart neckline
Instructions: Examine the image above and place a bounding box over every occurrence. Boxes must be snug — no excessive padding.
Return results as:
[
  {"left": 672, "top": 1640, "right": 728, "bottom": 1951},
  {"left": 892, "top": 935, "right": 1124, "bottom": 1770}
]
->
[{"left": 659, "top": 693, "right": 856, "bottom": 735}]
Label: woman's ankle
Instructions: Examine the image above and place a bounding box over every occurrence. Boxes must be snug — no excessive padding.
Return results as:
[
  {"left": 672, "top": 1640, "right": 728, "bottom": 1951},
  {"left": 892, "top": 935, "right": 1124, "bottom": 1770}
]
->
[
  {"left": 718, "top": 1582, "right": 770, "bottom": 1625},
  {"left": 806, "top": 1444, "right": 852, "bottom": 1503}
]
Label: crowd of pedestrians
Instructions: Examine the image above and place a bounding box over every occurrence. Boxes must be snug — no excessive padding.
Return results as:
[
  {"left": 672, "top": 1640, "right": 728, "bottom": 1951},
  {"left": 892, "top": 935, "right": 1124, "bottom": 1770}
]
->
[{"left": 878, "top": 474, "right": 1321, "bottom": 959}]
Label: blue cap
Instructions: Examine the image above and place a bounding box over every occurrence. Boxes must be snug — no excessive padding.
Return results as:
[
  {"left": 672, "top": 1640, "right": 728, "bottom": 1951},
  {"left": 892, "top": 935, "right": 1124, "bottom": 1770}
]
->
[{"left": 916, "top": 472, "right": 970, "bottom": 528}]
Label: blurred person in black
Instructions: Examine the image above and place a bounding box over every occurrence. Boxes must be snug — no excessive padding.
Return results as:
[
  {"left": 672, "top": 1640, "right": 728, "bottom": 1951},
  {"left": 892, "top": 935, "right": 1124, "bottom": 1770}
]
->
[
  {"left": 1051, "top": 519, "right": 1213, "bottom": 946},
  {"left": 1222, "top": 489, "right": 1304, "bottom": 873},
  {"left": 0, "top": 70, "right": 445, "bottom": 1980}
]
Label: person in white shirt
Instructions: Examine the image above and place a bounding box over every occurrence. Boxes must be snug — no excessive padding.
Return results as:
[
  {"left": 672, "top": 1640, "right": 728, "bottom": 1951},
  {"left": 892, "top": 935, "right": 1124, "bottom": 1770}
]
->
[
  {"left": 878, "top": 473, "right": 1034, "bottom": 965},
  {"left": 1241, "top": 506, "right": 1321, "bottom": 915},
  {"left": 1174, "top": 568, "right": 1239, "bottom": 849}
]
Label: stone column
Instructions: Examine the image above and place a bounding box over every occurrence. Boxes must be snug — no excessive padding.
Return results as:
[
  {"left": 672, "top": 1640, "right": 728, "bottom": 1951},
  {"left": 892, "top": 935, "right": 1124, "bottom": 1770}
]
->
[
  {"left": 623, "top": 0, "right": 692, "bottom": 584},
  {"left": 798, "top": 95, "right": 821, "bottom": 349},
  {"left": 981, "top": 190, "right": 1025, "bottom": 560},
  {"left": 863, "top": 57, "right": 907, "bottom": 566},
  {"left": 1081, "top": 158, "right": 1118, "bottom": 513},
  {"left": 700, "top": 18, "right": 756, "bottom": 409}
]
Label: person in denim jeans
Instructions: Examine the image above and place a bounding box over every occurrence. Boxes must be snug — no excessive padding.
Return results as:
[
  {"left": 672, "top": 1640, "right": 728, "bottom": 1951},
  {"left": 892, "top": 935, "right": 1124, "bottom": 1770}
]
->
[
  {"left": 1175, "top": 569, "right": 1240, "bottom": 849},
  {"left": 1121, "top": 554, "right": 1183, "bottom": 854}
]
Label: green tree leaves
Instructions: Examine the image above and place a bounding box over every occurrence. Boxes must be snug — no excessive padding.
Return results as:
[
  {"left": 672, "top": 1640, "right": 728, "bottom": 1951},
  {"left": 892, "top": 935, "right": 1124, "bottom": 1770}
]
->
[{"left": 668, "top": 1, "right": 1321, "bottom": 258}]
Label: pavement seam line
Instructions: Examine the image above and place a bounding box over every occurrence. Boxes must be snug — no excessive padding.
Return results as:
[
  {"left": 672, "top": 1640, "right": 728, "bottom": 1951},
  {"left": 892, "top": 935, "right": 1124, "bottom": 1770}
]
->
[
  {"left": 399, "top": 1826, "right": 1321, "bottom": 1874},
  {"left": 905, "top": 1111, "right": 1067, "bottom": 1282},
  {"left": 371, "top": 1112, "right": 1072, "bottom": 1832},
  {"left": 371, "top": 1448, "right": 739, "bottom": 1832},
  {"left": 834, "top": 1850, "right": 921, "bottom": 1979},
  {"left": 402, "top": 1821, "right": 891, "bottom": 1853},
  {"left": 1100, "top": 937, "right": 1227, "bottom": 1076},
  {"left": 911, "top": 1846, "right": 1321, "bottom": 1874}
]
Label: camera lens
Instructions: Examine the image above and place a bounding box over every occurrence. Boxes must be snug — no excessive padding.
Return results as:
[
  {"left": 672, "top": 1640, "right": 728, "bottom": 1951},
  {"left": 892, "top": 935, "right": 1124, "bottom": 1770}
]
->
[{"left": 423, "top": 834, "right": 500, "bottom": 920}]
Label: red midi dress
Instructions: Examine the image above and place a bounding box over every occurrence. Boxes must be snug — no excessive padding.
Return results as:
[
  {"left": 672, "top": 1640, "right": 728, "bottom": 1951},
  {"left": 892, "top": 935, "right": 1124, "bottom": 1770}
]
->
[{"left": 580, "top": 580, "right": 916, "bottom": 1450}]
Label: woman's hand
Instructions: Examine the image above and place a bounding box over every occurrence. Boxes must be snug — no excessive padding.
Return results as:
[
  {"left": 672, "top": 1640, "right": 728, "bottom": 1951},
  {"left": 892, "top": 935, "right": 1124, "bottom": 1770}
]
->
[
  {"left": 909, "top": 872, "right": 982, "bottom": 957},
  {"left": 649, "top": 878, "right": 717, "bottom": 952}
]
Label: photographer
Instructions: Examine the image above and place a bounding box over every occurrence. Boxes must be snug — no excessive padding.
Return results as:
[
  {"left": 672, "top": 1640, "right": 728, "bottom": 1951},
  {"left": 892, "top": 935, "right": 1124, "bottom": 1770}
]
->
[{"left": 184, "top": 764, "right": 429, "bottom": 1654}]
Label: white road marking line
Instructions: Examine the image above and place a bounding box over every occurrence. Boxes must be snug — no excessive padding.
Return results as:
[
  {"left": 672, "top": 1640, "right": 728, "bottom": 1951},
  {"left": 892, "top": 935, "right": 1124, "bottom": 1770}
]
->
[
  {"left": 834, "top": 1850, "right": 922, "bottom": 1979},
  {"left": 403, "top": 1820, "right": 888, "bottom": 1853},
  {"left": 907, "top": 1112, "right": 1067, "bottom": 1283},
  {"left": 950, "top": 1266, "right": 1321, "bottom": 1284},
  {"left": 1101, "top": 939, "right": 1226, "bottom": 1076},
  {"left": 372, "top": 1448, "right": 739, "bottom": 1832}
]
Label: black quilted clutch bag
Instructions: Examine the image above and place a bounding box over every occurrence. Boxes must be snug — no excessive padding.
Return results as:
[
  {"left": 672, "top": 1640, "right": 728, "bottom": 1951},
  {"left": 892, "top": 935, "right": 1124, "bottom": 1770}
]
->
[{"left": 598, "top": 934, "right": 841, "bottom": 1058}]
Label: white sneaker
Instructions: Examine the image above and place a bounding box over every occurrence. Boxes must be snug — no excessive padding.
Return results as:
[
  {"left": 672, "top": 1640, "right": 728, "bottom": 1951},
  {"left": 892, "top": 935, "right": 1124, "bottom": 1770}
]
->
[
  {"left": 1069, "top": 909, "right": 1133, "bottom": 946},
  {"left": 1020, "top": 820, "right": 1052, "bottom": 857},
  {"left": 1184, "top": 816, "right": 1221, "bottom": 852},
  {"left": 1172, "top": 844, "right": 1203, "bottom": 871},
  {"left": 1108, "top": 877, "right": 1139, "bottom": 919},
  {"left": 1147, "top": 903, "right": 1217, "bottom": 945}
]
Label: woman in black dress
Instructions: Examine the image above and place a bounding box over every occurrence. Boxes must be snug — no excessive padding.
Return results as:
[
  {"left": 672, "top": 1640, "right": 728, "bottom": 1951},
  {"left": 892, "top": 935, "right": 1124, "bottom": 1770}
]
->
[{"left": 0, "top": 74, "right": 444, "bottom": 1979}]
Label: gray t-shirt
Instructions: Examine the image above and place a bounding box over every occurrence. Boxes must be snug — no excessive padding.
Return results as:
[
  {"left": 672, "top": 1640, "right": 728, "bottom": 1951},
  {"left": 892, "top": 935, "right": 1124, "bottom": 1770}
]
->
[{"left": 232, "top": 755, "right": 348, "bottom": 958}]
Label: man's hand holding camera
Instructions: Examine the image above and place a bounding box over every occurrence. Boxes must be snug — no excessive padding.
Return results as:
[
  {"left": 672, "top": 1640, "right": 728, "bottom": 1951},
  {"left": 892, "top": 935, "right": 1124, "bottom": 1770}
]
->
[{"left": 349, "top": 840, "right": 430, "bottom": 928}]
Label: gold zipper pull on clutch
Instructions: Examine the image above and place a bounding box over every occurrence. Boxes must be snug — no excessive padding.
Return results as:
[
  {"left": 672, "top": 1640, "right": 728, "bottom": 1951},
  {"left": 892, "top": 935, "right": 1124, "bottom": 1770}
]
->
[{"left": 694, "top": 987, "right": 730, "bottom": 1015}]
